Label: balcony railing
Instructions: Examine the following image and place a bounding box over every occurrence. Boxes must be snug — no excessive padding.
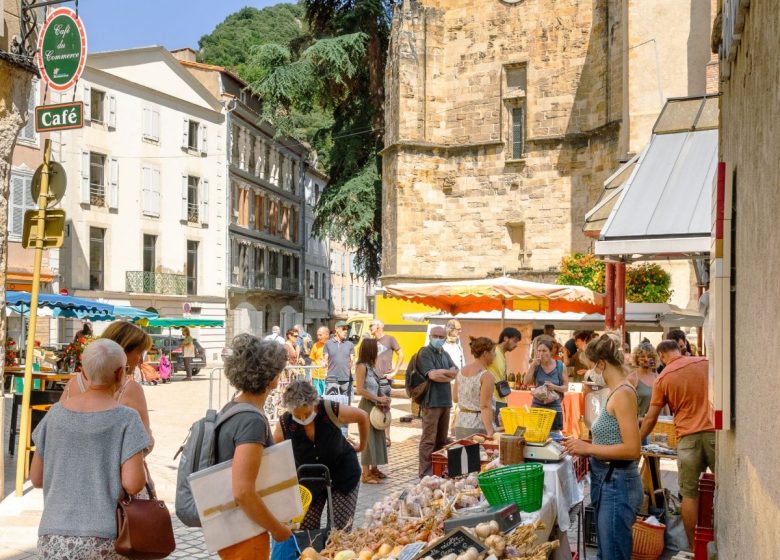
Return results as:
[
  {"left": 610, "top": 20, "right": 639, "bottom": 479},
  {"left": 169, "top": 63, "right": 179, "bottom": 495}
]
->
[
  {"left": 90, "top": 185, "right": 106, "bottom": 207},
  {"left": 126, "top": 271, "right": 187, "bottom": 295},
  {"left": 187, "top": 202, "right": 199, "bottom": 223},
  {"left": 231, "top": 274, "right": 301, "bottom": 294}
]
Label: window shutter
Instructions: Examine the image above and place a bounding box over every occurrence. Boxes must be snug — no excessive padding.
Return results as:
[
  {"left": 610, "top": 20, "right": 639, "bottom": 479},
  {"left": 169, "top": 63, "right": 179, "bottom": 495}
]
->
[
  {"left": 182, "top": 117, "right": 189, "bottom": 149},
  {"left": 152, "top": 169, "right": 161, "bottom": 217},
  {"left": 83, "top": 86, "right": 91, "bottom": 123},
  {"left": 181, "top": 174, "right": 188, "bottom": 220},
  {"left": 152, "top": 108, "right": 160, "bottom": 140},
  {"left": 108, "top": 157, "right": 119, "bottom": 209},
  {"left": 141, "top": 166, "right": 151, "bottom": 214},
  {"left": 200, "top": 179, "right": 209, "bottom": 226},
  {"left": 80, "top": 151, "right": 90, "bottom": 204},
  {"left": 108, "top": 94, "right": 117, "bottom": 129},
  {"left": 9, "top": 175, "right": 25, "bottom": 239},
  {"left": 200, "top": 124, "right": 208, "bottom": 153},
  {"left": 142, "top": 108, "right": 151, "bottom": 138}
]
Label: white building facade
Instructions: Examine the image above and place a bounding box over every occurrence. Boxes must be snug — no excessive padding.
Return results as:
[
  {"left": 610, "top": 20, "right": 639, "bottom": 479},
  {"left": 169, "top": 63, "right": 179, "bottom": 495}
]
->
[
  {"left": 303, "top": 167, "right": 330, "bottom": 331},
  {"left": 55, "top": 47, "right": 227, "bottom": 361}
]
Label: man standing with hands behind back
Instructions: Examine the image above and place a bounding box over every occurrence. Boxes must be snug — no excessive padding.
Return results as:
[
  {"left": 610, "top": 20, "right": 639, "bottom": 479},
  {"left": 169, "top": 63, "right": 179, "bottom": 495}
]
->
[
  {"left": 324, "top": 321, "right": 355, "bottom": 400},
  {"left": 417, "top": 326, "right": 458, "bottom": 478}
]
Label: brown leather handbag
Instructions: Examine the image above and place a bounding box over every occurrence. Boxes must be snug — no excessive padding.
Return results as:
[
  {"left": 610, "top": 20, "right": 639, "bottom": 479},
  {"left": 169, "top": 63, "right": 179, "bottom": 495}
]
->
[{"left": 115, "top": 482, "right": 176, "bottom": 559}]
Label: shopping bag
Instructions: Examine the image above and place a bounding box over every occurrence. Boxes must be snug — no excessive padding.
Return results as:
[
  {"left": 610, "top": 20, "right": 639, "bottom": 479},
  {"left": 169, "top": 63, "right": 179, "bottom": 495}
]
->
[
  {"left": 271, "top": 535, "right": 302, "bottom": 560},
  {"left": 663, "top": 491, "right": 689, "bottom": 552}
]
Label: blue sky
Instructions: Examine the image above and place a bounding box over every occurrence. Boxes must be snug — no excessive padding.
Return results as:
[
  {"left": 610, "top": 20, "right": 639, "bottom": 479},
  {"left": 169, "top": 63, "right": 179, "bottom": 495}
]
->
[{"left": 76, "top": 0, "right": 294, "bottom": 53}]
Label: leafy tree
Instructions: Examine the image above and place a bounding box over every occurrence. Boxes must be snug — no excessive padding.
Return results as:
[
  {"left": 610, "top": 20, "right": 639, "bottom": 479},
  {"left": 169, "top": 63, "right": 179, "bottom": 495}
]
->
[
  {"left": 245, "top": 0, "right": 395, "bottom": 281},
  {"left": 197, "top": 4, "right": 306, "bottom": 77},
  {"left": 625, "top": 263, "right": 672, "bottom": 303},
  {"left": 556, "top": 253, "right": 606, "bottom": 292}
]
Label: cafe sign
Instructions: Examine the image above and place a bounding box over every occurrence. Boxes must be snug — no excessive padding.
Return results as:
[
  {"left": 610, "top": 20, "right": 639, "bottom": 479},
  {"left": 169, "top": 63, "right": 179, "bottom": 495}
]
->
[
  {"left": 35, "top": 101, "right": 83, "bottom": 132},
  {"left": 36, "top": 7, "right": 88, "bottom": 92}
]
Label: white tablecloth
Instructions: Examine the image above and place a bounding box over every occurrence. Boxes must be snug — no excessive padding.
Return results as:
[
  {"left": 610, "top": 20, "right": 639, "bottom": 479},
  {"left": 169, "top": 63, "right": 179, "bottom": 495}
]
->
[
  {"left": 541, "top": 456, "right": 584, "bottom": 532},
  {"left": 517, "top": 493, "right": 573, "bottom": 560}
]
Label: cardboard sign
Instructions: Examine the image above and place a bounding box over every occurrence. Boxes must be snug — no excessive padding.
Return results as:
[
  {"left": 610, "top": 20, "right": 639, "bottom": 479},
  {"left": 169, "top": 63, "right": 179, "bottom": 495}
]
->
[
  {"left": 414, "top": 527, "right": 486, "bottom": 560},
  {"left": 447, "top": 443, "right": 481, "bottom": 477}
]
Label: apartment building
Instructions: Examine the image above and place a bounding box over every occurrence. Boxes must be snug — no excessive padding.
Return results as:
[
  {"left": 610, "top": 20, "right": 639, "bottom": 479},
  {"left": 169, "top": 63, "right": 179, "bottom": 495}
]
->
[{"left": 303, "top": 167, "right": 330, "bottom": 332}]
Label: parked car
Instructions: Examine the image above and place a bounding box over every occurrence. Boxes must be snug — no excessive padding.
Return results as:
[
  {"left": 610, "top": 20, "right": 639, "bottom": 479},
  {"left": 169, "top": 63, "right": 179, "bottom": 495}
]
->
[{"left": 149, "top": 334, "right": 207, "bottom": 375}]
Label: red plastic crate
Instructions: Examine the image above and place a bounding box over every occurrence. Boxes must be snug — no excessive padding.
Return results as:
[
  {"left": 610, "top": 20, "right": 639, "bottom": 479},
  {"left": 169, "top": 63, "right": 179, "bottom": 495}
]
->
[
  {"left": 694, "top": 526, "right": 714, "bottom": 560},
  {"left": 572, "top": 454, "right": 589, "bottom": 481},
  {"left": 697, "top": 474, "right": 715, "bottom": 528}
]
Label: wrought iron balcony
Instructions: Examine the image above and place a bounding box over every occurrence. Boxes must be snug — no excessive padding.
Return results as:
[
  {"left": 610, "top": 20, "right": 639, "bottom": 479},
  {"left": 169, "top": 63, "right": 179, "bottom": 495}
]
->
[{"left": 126, "top": 271, "right": 187, "bottom": 295}]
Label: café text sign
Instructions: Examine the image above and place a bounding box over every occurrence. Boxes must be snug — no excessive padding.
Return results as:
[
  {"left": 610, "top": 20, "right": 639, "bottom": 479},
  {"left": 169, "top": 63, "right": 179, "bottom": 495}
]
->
[
  {"left": 35, "top": 101, "right": 84, "bottom": 132},
  {"left": 36, "top": 7, "right": 88, "bottom": 92}
]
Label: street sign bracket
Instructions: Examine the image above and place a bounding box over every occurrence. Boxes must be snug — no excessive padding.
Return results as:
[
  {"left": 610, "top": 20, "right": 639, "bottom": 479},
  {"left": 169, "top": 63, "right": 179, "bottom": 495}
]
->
[{"left": 16, "top": 0, "right": 80, "bottom": 58}]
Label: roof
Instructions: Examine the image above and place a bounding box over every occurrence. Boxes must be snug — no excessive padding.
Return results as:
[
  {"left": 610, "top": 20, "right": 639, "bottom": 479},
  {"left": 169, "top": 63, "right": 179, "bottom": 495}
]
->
[
  {"left": 595, "top": 97, "right": 718, "bottom": 259},
  {"left": 179, "top": 59, "right": 246, "bottom": 87},
  {"left": 583, "top": 153, "right": 639, "bottom": 237}
]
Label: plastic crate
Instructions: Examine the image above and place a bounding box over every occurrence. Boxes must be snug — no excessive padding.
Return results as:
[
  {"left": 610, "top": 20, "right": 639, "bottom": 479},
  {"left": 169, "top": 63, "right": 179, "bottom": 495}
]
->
[
  {"left": 572, "top": 454, "right": 589, "bottom": 481},
  {"left": 584, "top": 506, "right": 598, "bottom": 547},
  {"left": 694, "top": 526, "right": 714, "bottom": 560}
]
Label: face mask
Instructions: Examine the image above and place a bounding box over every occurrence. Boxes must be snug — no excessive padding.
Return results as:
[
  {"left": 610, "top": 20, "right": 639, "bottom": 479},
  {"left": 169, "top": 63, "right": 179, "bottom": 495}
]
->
[
  {"left": 587, "top": 365, "right": 606, "bottom": 387},
  {"left": 142, "top": 351, "right": 148, "bottom": 361},
  {"left": 292, "top": 410, "right": 317, "bottom": 426},
  {"left": 446, "top": 335, "right": 458, "bottom": 343},
  {"left": 431, "top": 338, "right": 446, "bottom": 350}
]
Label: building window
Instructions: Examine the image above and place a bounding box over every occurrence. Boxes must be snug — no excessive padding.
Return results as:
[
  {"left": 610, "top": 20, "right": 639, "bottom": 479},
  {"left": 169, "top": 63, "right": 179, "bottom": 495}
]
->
[
  {"left": 90, "top": 89, "right": 106, "bottom": 123},
  {"left": 142, "top": 106, "right": 160, "bottom": 141},
  {"left": 248, "top": 137, "right": 257, "bottom": 174},
  {"left": 188, "top": 120, "right": 200, "bottom": 150},
  {"left": 506, "top": 221, "right": 528, "bottom": 264},
  {"left": 290, "top": 160, "right": 297, "bottom": 195},
  {"left": 511, "top": 107, "right": 525, "bottom": 159},
  {"left": 263, "top": 143, "right": 271, "bottom": 179},
  {"left": 187, "top": 240, "right": 198, "bottom": 295},
  {"left": 90, "top": 152, "right": 106, "bottom": 206},
  {"left": 89, "top": 227, "right": 105, "bottom": 290},
  {"left": 255, "top": 246, "right": 265, "bottom": 287},
  {"left": 314, "top": 271, "right": 319, "bottom": 299},
  {"left": 269, "top": 251, "right": 279, "bottom": 276},
  {"left": 231, "top": 124, "right": 240, "bottom": 164},
  {"left": 322, "top": 275, "right": 327, "bottom": 301},
  {"left": 341, "top": 287, "right": 346, "bottom": 309},
  {"left": 306, "top": 269, "right": 312, "bottom": 297},
  {"left": 143, "top": 234, "right": 156, "bottom": 273},
  {"left": 18, "top": 80, "right": 38, "bottom": 143},
  {"left": 187, "top": 176, "right": 199, "bottom": 222},
  {"left": 9, "top": 172, "right": 35, "bottom": 240},
  {"left": 282, "top": 254, "right": 291, "bottom": 279}
]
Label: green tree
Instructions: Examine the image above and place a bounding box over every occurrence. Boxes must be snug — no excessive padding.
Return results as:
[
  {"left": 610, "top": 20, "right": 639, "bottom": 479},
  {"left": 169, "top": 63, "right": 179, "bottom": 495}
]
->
[
  {"left": 245, "top": 0, "right": 395, "bottom": 281},
  {"left": 625, "top": 263, "right": 672, "bottom": 303},
  {"left": 197, "top": 4, "right": 306, "bottom": 78},
  {"left": 556, "top": 253, "right": 606, "bottom": 292}
]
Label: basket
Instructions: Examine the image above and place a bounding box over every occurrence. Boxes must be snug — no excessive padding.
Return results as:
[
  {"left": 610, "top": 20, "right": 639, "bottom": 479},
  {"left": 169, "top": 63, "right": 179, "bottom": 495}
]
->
[
  {"left": 477, "top": 463, "right": 543, "bottom": 512},
  {"left": 500, "top": 407, "right": 527, "bottom": 436},
  {"left": 523, "top": 408, "right": 556, "bottom": 443},
  {"left": 650, "top": 419, "right": 678, "bottom": 449},
  {"left": 293, "top": 485, "right": 312, "bottom": 523},
  {"left": 631, "top": 517, "right": 665, "bottom": 560}
]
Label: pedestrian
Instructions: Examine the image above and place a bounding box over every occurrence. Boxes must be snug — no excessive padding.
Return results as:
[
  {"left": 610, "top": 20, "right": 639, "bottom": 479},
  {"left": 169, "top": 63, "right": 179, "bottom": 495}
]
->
[
  {"left": 354, "top": 338, "right": 391, "bottom": 483},
  {"left": 627, "top": 340, "right": 660, "bottom": 441},
  {"left": 73, "top": 321, "right": 92, "bottom": 343},
  {"left": 181, "top": 327, "right": 195, "bottom": 380},
  {"left": 309, "top": 326, "right": 330, "bottom": 395},
  {"left": 640, "top": 340, "right": 715, "bottom": 549},
  {"left": 563, "top": 330, "right": 592, "bottom": 383},
  {"left": 31, "top": 339, "right": 150, "bottom": 559},
  {"left": 217, "top": 335, "right": 292, "bottom": 559},
  {"left": 563, "top": 333, "right": 643, "bottom": 560},
  {"left": 275, "top": 380, "right": 368, "bottom": 530},
  {"left": 531, "top": 324, "right": 560, "bottom": 358},
  {"left": 524, "top": 339, "right": 568, "bottom": 433},
  {"left": 294, "top": 324, "right": 313, "bottom": 365},
  {"left": 453, "top": 337, "right": 496, "bottom": 438},
  {"left": 442, "top": 319, "right": 465, "bottom": 370},
  {"left": 158, "top": 353, "right": 172, "bottom": 384},
  {"left": 369, "top": 319, "right": 402, "bottom": 446},
  {"left": 487, "top": 327, "right": 522, "bottom": 424},
  {"left": 665, "top": 328, "right": 692, "bottom": 356},
  {"left": 417, "top": 325, "right": 458, "bottom": 478},
  {"left": 264, "top": 325, "right": 285, "bottom": 345},
  {"left": 324, "top": 320, "right": 355, "bottom": 400},
  {"left": 60, "top": 321, "right": 155, "bottom": 451},
  {"left": 285, "top": 328, "right": 302, "bottom": 366}
]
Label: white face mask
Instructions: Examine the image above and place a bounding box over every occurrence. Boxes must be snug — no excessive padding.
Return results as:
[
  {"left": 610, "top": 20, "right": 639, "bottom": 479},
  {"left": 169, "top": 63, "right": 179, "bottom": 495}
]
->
[
  {"left": 292, "top": 410, "right": 317, "bottom": 426},
  {"left": 587, "top": 365, "right": 606, "bottom": 387}
]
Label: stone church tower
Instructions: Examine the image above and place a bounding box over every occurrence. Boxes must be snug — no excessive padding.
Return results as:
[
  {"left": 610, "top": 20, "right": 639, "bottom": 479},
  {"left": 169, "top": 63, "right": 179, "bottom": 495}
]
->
[{"left": 381, "top": 0, "right": 716, "bottom": 284}]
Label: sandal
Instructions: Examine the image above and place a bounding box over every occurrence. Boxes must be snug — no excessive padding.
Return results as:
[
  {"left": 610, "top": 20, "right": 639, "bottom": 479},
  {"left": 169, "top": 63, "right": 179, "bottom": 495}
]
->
[
  {"left": 361, "top": 475, "right": 380, "bottom": 484},
  {"left": 371, "top": 469, "right": 388, "bottom": 479}
]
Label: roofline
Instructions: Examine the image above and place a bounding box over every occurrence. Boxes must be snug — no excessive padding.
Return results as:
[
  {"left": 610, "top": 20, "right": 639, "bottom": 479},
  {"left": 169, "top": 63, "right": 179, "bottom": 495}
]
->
[{"left": 179, "top": 59, "right": 247, "bottom": 88}]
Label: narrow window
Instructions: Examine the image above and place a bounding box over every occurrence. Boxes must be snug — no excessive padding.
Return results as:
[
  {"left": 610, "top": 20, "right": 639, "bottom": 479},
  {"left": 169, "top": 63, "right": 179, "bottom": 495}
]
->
[
  {"left": 188, "top": 120, "right": 200, "bottom": 150},
  {"left": 89, "top": 152, "right": 106, "bottom": 206},
  {"left": 187, "top": 176, "right": 199, "bottom": 222},
  {"left": 89, "top": 227, "right": 105, "bottom": 290},
  {"left": 187, "top": 240, "right": 199, "bottom": 295},
  {"left": 143, "top": 234, "right": 156, "bottom": 273},
  {"left": 512, "top": 107, "right": 525, "bottom": 159},
  {"left": 90, "top": 89, "right": 105, "bottom": 123}
]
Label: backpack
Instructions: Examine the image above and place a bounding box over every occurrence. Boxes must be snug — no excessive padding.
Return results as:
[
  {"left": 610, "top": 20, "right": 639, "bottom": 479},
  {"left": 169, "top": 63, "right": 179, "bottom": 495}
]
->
[
  {"left": 404, "top": 350, "right": 429, "bottom": 405},
  {"left": 174, "top": 403, "right": 261, "bottom": 527}
]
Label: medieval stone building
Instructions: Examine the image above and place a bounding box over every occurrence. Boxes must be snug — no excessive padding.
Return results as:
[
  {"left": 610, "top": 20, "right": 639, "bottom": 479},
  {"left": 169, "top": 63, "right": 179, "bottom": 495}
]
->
[{"left": 382, "top": 0, "right": 716, "bottom": 285}]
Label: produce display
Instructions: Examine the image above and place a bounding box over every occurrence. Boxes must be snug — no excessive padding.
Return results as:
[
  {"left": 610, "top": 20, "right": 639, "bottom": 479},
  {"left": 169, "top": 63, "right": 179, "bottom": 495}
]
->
[{"left": 301, "top": 474, "right": 559, "bottom": 560}]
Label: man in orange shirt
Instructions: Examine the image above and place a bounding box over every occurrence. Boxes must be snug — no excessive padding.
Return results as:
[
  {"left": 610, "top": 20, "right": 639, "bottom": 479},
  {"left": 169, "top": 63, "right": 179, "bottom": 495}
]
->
[{"left": 640, "top": 340, "right": 715, "bottom": 549}]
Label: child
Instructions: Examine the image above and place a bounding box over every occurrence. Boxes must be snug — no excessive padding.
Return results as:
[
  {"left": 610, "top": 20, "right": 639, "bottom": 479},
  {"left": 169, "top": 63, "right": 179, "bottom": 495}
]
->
[{"left": 158, "top": 353, "right": 172, "bottom": 384}]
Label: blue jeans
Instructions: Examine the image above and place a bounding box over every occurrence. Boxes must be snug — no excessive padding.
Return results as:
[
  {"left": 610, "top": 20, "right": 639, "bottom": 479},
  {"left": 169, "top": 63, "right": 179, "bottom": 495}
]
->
[{"left": 590, "top": 458, "right": 643, "bottom": 560}]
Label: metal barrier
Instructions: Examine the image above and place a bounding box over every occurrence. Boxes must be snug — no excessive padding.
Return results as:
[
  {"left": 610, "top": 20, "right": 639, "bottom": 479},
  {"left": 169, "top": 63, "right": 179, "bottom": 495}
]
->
[{"left": 208, "top": 367, "right": 234, "bottom": 410}]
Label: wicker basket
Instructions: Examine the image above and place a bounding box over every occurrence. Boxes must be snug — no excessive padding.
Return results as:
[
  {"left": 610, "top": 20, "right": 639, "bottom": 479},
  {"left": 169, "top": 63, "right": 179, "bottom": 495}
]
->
[
  {"left": 631, "top": 518, "right": 665, "bottom": 560},
  {"left": 650, "top": 419, "right": 678, "bottom": 449},
  {"left": 477, "top": 463, "right": 543, "bottom": 512}
]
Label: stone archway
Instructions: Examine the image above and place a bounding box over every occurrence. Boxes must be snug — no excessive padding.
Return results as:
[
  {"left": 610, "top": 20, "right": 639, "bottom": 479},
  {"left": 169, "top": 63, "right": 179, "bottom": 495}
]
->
[{"left": 234, "top": 302, "right": 263, "bottom": 337}]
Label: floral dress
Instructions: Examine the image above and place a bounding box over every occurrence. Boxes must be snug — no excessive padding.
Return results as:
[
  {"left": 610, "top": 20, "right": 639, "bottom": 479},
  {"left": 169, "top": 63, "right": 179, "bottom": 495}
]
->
[{"left": 454, "top": 369, "right": 493, "bottom": 437}]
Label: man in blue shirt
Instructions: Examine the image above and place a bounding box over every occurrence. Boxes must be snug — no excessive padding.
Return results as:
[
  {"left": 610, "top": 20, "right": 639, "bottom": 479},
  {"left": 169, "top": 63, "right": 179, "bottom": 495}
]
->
[{"left": 324, "top": 320, "right": 355, "bottom": 400}]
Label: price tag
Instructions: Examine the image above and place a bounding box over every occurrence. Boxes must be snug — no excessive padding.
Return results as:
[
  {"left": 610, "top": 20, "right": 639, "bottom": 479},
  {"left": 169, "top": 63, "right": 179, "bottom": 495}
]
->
[{"left": 414, "top": 528, "right": 486, "bottom": 560}]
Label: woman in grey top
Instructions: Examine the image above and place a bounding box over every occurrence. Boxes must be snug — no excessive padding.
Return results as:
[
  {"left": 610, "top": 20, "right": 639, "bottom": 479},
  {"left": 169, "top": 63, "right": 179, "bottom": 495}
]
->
[{"left": 31, "top": 339, "right": 150, "bottom": 559}]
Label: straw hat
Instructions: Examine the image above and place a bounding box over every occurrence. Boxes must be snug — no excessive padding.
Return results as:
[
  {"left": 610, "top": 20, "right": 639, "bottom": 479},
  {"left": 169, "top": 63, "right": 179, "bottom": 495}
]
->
[{"left": 370, "top": 407, "right": 392, "bottom": 430}]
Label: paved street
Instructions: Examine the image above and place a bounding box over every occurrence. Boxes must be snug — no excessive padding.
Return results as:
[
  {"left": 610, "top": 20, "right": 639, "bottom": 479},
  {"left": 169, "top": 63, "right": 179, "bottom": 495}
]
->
[{"left": 1, "top": 369, "right": 679, "bottom": 559}]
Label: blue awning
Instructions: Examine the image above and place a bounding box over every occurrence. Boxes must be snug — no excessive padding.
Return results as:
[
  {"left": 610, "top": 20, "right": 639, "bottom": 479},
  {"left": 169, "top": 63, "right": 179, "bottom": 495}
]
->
[
  {"left": 53, "top": 305, "right": 158, "bottom": 322},
  {"left": 6, "top": 291, "right": 114, "bottom": 316}
]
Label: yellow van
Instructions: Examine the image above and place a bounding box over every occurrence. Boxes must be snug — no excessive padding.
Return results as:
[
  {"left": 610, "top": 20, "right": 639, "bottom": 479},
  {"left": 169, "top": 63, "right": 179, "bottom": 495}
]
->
[{"left": 346, "top": 290, "right": 438, "bottom": 387}]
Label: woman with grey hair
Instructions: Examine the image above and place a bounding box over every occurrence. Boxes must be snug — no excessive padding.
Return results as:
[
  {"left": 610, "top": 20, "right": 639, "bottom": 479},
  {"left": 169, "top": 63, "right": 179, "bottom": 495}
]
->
[
  {"left": 273, "top": 380, "right": 369, "bottom": 531},
  {"left": 31, "top": 339, "right": 149, "bottom": 559},
  {"left": 215, "top": 334, "right": 291, "bottom": 559}
]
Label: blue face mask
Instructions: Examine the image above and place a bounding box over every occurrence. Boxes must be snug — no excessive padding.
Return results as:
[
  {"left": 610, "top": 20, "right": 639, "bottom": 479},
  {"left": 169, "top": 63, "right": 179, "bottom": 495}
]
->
[{"left": 431, "top": 338, "right": 446, "bottom": 350}]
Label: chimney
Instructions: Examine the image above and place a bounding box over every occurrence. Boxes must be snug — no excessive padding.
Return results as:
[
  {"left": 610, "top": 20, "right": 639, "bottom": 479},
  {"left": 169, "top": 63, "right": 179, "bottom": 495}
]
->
[{"left": 171, "top": 48, "right": 198, "bottom": 63}]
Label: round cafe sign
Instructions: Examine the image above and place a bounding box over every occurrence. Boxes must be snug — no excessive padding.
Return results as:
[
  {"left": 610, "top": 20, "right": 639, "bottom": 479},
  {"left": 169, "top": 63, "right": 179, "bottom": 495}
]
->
[{"left": 36, "top": 7, "right": 88, "bottom": 92}]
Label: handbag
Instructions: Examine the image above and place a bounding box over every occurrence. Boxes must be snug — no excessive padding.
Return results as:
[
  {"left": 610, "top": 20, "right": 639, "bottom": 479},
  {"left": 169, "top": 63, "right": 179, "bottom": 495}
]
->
[
  {"left": 494, "top": 379, "right": 512, "bottom": 398},
  {"left": 115, "top": 480, "right": 176, "bottom": 559}
]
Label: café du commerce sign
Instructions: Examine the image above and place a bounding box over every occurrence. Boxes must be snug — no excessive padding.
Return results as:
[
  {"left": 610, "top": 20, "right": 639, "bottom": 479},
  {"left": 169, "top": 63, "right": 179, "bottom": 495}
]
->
[{"left": 36, "top": 7, "right": 88, "bottom": 92}]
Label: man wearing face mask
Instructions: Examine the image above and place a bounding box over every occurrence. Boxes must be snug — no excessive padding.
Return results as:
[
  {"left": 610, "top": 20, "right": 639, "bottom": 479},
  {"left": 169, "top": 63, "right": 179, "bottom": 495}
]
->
[{"left": 417, "top": 326, "right": 458, "bottom": 478}]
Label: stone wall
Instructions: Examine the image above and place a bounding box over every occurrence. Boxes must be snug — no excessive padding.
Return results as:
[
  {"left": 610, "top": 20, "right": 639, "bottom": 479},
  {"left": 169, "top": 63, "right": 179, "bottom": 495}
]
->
[
  {"left": 716, "top": 0, "right": 780, "bottom": 556},
  {"left": 382, "top": 0, "right": 623, "bottom": 282}
]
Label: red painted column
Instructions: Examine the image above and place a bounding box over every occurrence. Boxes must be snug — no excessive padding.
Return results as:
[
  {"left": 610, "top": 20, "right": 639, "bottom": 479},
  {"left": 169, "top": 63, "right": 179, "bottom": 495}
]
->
[
  {"left": 605, "top": 262, "right": 615, "bottom": 330},
  {"left": 615, "top": 261, "right": 626, "bottom": 336}
]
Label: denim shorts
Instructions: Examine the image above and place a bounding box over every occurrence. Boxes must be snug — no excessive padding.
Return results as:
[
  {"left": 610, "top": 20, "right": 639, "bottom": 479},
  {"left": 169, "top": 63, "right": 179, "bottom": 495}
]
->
[{"left": 590, "top": 457, "right": 643, "bottom": 560}]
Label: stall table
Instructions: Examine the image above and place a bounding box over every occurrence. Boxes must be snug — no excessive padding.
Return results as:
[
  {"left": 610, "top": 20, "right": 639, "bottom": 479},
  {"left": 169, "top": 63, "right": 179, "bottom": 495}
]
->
[
  {"left": 507, "top": 390, "right": 585, "bottom": 437},
  {"left": 641, "top": 449, "right": 678, "bottom": 508}
]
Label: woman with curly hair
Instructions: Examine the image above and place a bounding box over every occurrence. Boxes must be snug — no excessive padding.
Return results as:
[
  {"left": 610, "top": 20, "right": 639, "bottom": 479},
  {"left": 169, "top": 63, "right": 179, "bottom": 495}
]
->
[
  {"left": 217, "top": 334, "right": 291, "bottom": 560},
  {"left": 628, "top": 340, "right": 660, "bottom": 426}
]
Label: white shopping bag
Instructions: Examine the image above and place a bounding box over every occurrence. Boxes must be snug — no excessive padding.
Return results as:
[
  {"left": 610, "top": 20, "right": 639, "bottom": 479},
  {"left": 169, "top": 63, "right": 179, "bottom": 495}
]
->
[{"left": 189, "top": 439, "right": 302, "bottom": 552}]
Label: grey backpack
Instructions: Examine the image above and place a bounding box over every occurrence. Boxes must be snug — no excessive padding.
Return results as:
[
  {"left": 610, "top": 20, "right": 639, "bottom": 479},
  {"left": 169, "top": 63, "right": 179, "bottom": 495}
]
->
[{"left": 174, "top": 403, "right": 261, "bottom": 527}]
